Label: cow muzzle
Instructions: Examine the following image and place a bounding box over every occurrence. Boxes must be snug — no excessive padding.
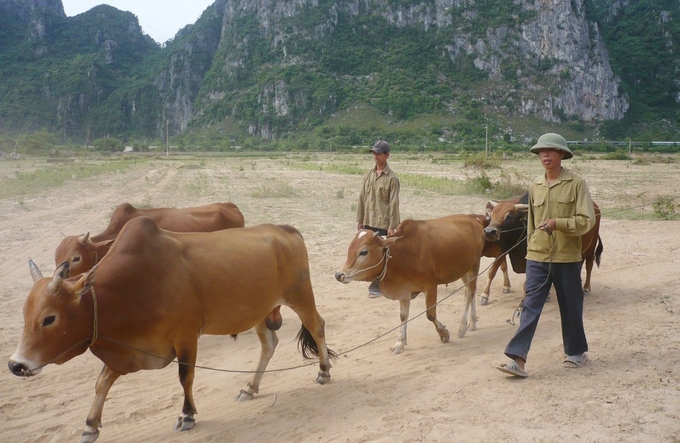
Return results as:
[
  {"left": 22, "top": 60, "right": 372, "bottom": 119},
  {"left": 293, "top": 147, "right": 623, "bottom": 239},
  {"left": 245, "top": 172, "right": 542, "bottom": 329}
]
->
[
  {"left": 8, "top": 359, "right": 41, "bottom": 377},
  {"left": 334, "top": 271, "right": 351, "bottom": 284},
  {"left": 483, "top": 227, "right": 501, "bottom": 242}
]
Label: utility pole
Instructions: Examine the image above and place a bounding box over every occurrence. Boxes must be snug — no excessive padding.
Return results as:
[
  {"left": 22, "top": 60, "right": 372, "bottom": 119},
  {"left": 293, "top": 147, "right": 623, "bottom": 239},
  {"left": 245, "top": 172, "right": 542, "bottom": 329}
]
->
[
  {"left": 166, "top": 120, "right": 169, "bottom": 157},
  {"left": 485, "top": 124, "right": 488, "bottom": 157}
]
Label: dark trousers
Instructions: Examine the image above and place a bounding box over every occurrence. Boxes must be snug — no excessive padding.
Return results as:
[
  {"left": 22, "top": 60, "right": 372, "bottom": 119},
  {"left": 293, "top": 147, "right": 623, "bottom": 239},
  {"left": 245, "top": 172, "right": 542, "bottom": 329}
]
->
[
  {"left": 505, "top": 260, "right": 588, "bottom": 362},
  {"left": 362, "top": 226, "right": 387, "bottom": 292}
]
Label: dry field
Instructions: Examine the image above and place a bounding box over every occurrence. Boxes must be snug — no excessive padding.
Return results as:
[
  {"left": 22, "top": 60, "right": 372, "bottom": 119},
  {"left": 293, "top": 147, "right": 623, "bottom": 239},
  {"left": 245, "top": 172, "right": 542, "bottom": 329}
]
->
[{"left": 0, "top": 152, "right": 678, "bottom": 443}]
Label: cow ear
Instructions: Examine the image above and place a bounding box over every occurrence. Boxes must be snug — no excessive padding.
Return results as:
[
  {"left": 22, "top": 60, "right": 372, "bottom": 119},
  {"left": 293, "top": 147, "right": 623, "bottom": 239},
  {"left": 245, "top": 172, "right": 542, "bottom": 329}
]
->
[
  {"left": 486, "top": 201, "right": 498, "bottom": 210},
  {"left": 93, "top": 239, "right": 114, "bottom": 250},
  {"left": 515, "top": 203, "right": 529, "bottom": 217},
  {"left": 381, "top": 236, "right": 402, "bottom": 246},
  {"left": 74, "top": 264, "right": 98, "bottom": 298}
]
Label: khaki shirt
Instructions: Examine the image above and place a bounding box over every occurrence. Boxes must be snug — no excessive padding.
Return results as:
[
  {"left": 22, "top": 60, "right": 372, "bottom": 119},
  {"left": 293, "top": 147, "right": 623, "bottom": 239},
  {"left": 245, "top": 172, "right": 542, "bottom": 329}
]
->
[
  {"left": 526, "top": 167, "right": 595, "bottom": 263},
  {"left": 357, "top": 163, "right": 400, "bottom": 232}
]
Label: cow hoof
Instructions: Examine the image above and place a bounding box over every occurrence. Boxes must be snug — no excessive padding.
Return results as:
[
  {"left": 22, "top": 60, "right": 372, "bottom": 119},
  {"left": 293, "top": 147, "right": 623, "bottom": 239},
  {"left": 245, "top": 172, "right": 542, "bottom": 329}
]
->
[
  {"left": 316, "top": 371, "right": 331, "bottom": 385},
  {"left": 390, "top": 343, "right": 405, "bottom": 354},
  {"left": 439, "top": 328, "right": 450, "bottom": 343},
  {"left": 174, "top": 415, "right": 196, "bottom": 431},
  {"left": 480, "top": 296, "right": 489, "bottom": 306},
  {"left": 502, "top": 287, "right": 512, "bottom": 294},
  {"left": 458, "top": 325, "right": 469, "bottom": 339},
  {"left": 583, "top": 289, "right": 591, "bottom": 297},
  {"left": 236, "top": 389, "right": 255, "bottom": 402},
  {"left": 80, "top": 428, "right": 100, "bottom": 443}
]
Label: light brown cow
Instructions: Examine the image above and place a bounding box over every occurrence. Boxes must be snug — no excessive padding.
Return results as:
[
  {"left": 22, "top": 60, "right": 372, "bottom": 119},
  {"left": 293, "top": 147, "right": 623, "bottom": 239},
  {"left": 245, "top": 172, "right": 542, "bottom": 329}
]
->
[
  {"left": 335, "top": 214, "right": 484, "bottom": 354},
  {"left": 54, "top": 202, "right": 245, "bottom": 276},
  {"left": 9, "top": 217, "right": 334, "bottom": 442}
]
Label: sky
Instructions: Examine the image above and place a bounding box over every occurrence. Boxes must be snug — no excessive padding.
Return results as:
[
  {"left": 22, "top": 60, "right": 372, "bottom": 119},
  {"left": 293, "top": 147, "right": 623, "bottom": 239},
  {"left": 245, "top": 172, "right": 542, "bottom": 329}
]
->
[{"left": 61, "top": 1, "right": 216, "bottom": 43}]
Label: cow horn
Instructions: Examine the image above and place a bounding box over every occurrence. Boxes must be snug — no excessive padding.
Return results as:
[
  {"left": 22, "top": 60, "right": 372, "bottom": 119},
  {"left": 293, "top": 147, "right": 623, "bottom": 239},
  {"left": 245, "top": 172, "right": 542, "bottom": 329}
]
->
[
  {"left": 47, "top": 262, "right": 69, "bottom": 295},
  {"left": 29, "top": 259, "right": 43, "bottom": 282},
  {"left": 488, "top": 200, "right": 499, "bottom": 209},
  {"left": 78, "top": 232, "right": 90, "bottom": 245},
  {"left": 514, "top": 204, "right": 529, "bottom": 211}
]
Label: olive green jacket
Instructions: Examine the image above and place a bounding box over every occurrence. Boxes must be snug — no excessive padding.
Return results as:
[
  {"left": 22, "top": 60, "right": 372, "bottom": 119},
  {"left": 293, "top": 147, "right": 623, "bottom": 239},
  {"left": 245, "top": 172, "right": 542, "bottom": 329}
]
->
[
  {"left": 526, "top": 167, "right": 595, "bottom": 263},
  {"left": 357, "top": 163, "right": 400, "bottom": 232}
]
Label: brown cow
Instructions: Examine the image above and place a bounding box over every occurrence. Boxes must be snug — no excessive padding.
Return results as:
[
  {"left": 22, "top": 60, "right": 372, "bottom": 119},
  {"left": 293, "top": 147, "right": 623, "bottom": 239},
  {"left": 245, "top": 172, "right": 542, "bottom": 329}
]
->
[
  {"left": 9, "top": 217, "right": 334, "bottom": 442},
  {"left": 335, "top": 214, "right": 484, "bottom": 354},
  {"left": 483, "top": 193, "right": 603, "bottom": 301},
  {"left": 54, "top": 202, "right": 245, "bottom": 276},
  {"left": 471, "top": 213, "right": 514, "bottom": 306}
]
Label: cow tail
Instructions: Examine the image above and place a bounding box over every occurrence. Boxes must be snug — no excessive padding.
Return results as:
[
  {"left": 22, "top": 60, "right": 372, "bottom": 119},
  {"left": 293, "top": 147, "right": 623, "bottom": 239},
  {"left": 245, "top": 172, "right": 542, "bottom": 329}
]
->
[
  {"left": 595, "top": 236, "right": 604, "bottom": 267},
  {"left": 296, "top": 325, "right": 337, "bottom": 360}
]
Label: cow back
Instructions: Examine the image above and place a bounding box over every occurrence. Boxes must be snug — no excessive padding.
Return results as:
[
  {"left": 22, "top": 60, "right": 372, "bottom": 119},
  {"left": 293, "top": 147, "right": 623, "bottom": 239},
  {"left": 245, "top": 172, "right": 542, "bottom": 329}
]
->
[
  {"left": 387, "top": 214, "right": 484, "bottom": 286},
  {"left": 54, "top": 202, "right": 245, "bottom": 276}
]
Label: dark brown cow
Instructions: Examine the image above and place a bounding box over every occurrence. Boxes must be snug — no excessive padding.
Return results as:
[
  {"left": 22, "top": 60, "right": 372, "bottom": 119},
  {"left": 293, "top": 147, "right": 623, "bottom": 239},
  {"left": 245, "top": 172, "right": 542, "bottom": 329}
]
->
[
  {"left": 471, "top": 213, "right": 513, "bottom": 306},
  {"left": 9, "top": 217, "right": 333, "bottom": 442},
  {"left": 54, "top": 202, "right": 245, "bottom": 276},
  {"left": 335, "top": 214, "right": 484, "bottom": 354},
  {"left": 483, "top": 193, "right": 603, "bottom": 301}
]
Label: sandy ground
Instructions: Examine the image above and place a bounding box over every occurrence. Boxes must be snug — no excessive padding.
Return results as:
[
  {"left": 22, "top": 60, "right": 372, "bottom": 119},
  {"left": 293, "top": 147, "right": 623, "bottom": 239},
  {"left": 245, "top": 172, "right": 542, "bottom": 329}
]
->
[{"left": 0, "top": 153, "right": 678, "bottom": 443}]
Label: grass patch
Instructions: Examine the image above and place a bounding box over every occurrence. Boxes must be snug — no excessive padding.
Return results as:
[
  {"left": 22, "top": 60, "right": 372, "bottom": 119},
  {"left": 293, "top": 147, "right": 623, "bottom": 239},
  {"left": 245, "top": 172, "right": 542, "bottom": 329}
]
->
[
  {"left": 400, "top": 173, "right": 468, "bottom": 195},
  {"left": 0, "top": 158, "right": 144, "bottom": 199},
  {"left": 250, "top": 182, "right": 297, "bottom": 198},
  {"left": 290, "top": 162, "right": 365, "bottom": 175}
]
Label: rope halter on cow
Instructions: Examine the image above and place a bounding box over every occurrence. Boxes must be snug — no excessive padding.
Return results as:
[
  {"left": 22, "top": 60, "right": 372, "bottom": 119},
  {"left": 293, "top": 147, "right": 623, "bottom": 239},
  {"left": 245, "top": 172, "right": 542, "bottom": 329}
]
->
[{"left": 346, "top": 247, "right": 393, "bottom": 282}]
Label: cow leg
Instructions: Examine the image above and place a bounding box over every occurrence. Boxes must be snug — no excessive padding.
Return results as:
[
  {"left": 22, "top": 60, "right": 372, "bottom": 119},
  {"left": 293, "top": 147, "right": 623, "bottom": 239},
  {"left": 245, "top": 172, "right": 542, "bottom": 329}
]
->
[
  {"left": 582, "top": 256, "right": 594, "bottom": 296},
  {"left": 81, "top": 364, "right": 121, "bottom": 443},
  {"left": 174, "top": 346, "right": 199, "bottom": 431},
  {"left": 292, "top": 307, "right": 333, "bottom": 385},
  {"left": 459, "top": 269, "right": 479, "bottom": 338},
  {"left": 391, "top": 299, "right": 411, "bottom": 354},
  {"left": 500, "top": 257, "right": 512, "bottom": 294},
  {"left": 425, "top": 285, "right": 450, "bottom": 344},
  {"left": 237, "top": 320, "right": 278, "bottom": 401},
  {"left": 481, "top": 257, "right": 510, "bottom": 306}
]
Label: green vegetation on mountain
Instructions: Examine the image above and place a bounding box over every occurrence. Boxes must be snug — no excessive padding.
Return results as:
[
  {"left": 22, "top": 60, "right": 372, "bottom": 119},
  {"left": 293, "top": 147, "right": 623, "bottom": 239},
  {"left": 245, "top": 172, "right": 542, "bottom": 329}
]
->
[{"left": 1, "top": 0, "right": 679, "bottom": 152}]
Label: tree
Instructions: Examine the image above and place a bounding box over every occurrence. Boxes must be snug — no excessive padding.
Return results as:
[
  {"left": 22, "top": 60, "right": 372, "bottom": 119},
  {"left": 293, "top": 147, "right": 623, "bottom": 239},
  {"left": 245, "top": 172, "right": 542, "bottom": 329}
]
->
[{"left": 93, "top": 137, "right": 124, "bottom": 152}]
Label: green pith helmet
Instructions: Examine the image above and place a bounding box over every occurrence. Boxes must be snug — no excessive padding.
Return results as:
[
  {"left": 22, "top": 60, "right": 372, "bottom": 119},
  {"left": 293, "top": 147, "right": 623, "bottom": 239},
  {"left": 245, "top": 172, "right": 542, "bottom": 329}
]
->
[{"left": 530, "top": 133, "right": 573, "bottom": 159}]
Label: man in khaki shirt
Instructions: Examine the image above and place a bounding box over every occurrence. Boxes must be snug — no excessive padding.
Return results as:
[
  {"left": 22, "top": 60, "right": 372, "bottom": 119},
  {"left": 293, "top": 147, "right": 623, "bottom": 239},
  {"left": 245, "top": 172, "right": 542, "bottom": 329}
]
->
[
  {"left": 497, "top": 133, "right": 595, "bottom": 378},
  {"left": 357, "top": 140, "right": 400, "bottom": 297}
]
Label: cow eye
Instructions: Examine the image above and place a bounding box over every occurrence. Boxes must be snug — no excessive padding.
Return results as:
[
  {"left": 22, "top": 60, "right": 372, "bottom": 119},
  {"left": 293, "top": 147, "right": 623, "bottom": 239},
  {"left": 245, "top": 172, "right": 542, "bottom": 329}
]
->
[
  {"left": 358, "top": 250, "right": 368, "bottom": 256},
  {"left": 72, "top": 256, "right": 81, "bottom": 263},
  {"left": 42, "top": 315, "right": 55, "bottom": 327}
]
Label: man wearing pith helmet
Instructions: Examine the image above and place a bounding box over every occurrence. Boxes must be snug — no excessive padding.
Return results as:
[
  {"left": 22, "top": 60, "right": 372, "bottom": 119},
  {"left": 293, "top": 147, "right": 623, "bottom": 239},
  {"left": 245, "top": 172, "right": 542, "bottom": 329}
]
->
[{"left": 497, "top": 132, "right": 596, "bottom": 378}]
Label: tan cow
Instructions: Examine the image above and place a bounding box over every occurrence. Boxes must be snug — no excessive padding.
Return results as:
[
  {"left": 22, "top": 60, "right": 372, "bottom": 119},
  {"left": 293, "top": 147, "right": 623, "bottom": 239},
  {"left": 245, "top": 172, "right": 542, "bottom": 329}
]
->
[
  {"left": 335, "top": 214, "right": 484, "bottom": 354},
  {"left": 9, "top": 217, "right": 334, "bottom": 442},
  {"left": 54, "top": 202, "right": 245, "bottom": 276}
]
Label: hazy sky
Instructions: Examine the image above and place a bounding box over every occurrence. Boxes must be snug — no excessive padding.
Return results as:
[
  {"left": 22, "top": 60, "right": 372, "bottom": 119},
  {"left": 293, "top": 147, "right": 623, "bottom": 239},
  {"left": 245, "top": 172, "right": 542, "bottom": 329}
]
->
[{"left": 61, "top": 1, "right": 215, "bottom": 43}]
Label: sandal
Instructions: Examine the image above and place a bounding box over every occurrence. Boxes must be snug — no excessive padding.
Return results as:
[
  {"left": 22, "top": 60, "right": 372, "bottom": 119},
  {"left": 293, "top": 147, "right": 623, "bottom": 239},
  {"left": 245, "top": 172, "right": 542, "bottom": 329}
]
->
[
  {"left": 563, "top": 353, "right": 589, "bottom": 369},
  {"left": 496, "top": 360, "right": 528, "bottom": 378}
]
